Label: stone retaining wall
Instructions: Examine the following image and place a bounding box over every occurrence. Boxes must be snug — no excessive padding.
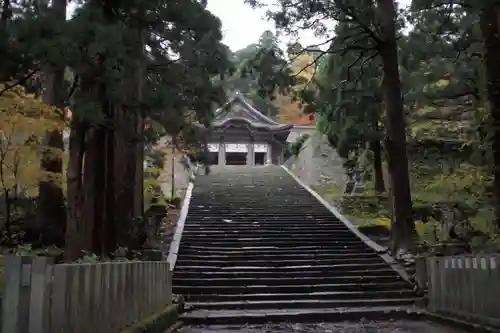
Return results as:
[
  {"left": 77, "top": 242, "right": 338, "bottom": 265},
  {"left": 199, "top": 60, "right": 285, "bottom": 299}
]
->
[{"left": 285, "top": 132, "right": 346, "bottom": 203}]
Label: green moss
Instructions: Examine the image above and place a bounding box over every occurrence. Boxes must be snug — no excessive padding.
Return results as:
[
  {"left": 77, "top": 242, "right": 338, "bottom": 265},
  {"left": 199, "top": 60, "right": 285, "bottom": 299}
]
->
[
  {"left": 119, "top": 304, "right": 179, "bottom": 333},
  {"left": 144, "top": 177, "right": 168, "bottom": 213},
  {"left": 314, "top": 184, "right": 343, "bottom": 199}
]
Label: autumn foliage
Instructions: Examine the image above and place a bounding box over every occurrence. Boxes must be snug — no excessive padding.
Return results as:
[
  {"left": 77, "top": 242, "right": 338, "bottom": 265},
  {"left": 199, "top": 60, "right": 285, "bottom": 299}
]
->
[{"left": 0, "top": 83, "right": 64, "bottom": 240}]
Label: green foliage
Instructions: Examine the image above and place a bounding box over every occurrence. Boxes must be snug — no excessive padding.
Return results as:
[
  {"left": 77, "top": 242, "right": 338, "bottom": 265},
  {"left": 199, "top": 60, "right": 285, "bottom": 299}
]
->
[
  {"left": 143, "top": 171, "right": 167, "bottom": 212},
  {"left": 222, "top": 31, "right": 289, "bottom": 117},
  {"left": 166, "top": 196, "right": 182, "bottom": 209},
  {"left": 288, "top": 134, "right": 310, "bottom": 156}
]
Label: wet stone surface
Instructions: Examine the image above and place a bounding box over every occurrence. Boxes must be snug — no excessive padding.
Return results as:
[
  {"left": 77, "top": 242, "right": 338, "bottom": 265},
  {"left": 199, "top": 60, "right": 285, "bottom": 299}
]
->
[{"left": 180, "top": 320, "right": 467, "bottom": 333}]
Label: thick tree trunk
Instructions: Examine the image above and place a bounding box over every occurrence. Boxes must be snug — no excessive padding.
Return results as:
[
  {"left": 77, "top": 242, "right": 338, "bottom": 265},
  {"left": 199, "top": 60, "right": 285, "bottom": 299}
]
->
[
  {"left": 103, "top": 122, "right": 116, "bottom": 254},
  {"left": 64, "top": 124, "right": 86, "bottom": 261},
  {"left": 112, "top": 109, "right": 138, "bottom": 248},
  {"left": 38, "top": 70, "right": 66, "bottom": 247},
  {"left": 135, "top": 115, "right": 144, "bottom": 216},
  {"left": 370, "top": 138, "right": 386, "bottom": 194},
  {"left": 83, "top": 127, "right": 106, "bottom": 255},
  {"left": 37, "top": 0, "right": 67, "bottom": 247},
  {"left": 111, "top": 22, "right": 145, "bottom": 250},
  {"left": 133, "top": 22, "right": 145, "bottom": 227},
  {"left": 377, "top": 0, "right": 415, "bottom": 252},
  {"left": 371, "top": 113, "right": 386, "bottom": 194},
  {"left": 479, "top": 6, "right": 500, "bottom": 229}
]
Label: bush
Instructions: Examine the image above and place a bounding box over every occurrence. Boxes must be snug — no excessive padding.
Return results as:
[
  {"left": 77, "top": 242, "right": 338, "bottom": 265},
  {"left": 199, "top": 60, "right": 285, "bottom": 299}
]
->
[
  {"left": 166, "top": 196, "right": 182, "bottom": 209},
  {"left": 288, "top": 134, "right": 310, "bottom": 156}
]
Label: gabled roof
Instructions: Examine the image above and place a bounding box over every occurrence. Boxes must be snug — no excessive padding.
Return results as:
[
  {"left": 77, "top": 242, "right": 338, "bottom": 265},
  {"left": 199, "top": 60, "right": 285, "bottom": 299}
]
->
[{"left": 213, "top": 91, "right": 281, "bottom": 127}]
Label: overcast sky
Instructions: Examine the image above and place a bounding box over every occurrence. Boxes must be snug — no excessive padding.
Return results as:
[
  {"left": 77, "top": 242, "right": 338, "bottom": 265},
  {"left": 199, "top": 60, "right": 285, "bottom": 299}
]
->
[
  {"left": 207, "top": 0, "right": 413, "bottom": 52},
  {"left": 68, "top": 0, "right": 412, "bottom": 52}
]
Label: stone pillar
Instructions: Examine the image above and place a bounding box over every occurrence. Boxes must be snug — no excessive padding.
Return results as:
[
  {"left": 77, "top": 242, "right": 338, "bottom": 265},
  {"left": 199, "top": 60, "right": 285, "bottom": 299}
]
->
[
  {"left": 247, "top": 142, "right": 255, "bottom": 166},
  {"left": 218, "top": 141, "right": 226, "bottom": 166},
  {"left": 266, "top": 143, "right": 272, "bottom": 165}
]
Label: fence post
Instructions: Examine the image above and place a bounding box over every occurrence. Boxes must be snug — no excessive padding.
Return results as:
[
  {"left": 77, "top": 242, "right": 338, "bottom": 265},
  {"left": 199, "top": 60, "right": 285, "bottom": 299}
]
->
[
  {"left": 2, "top": 256, "right": 53, "bottom": 333},
  {"left": 166, "top": 263, "right": 172, "bottom": 306},
  {"left": 2, "top": 255, "right": 26, "bottom": 333},
  {"left": 414, "top": 255, "right": 428, "bottom": 292},
  {"left": 28, "top": 256, "right": 53, "bottom": 333}
]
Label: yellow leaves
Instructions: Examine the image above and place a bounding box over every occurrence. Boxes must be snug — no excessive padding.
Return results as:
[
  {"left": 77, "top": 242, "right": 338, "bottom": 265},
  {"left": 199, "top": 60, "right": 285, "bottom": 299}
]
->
[
  {"left": 290, "top": 53, "right": 315, "bottom": 83},
  {"left": 274, "top": 92, "right": 303, "bottom": 124},
  {"left": 0, "top": 83, "right": 64, "bottom": 196},
  {"left": 372, "top": 217, "right": 391, "bottom": 229},
  {"left": 435, "top": 79, "right": 450, "bottom": 87}
]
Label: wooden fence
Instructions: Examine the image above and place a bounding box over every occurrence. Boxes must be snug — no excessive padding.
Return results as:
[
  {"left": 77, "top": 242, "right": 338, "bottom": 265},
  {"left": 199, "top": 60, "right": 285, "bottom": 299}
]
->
[
  {"left": 426, "top": 254, "right": 500, "bottom": 327},
  {"left": 1, "top": 255, "right": 172, "bottom": 333}
]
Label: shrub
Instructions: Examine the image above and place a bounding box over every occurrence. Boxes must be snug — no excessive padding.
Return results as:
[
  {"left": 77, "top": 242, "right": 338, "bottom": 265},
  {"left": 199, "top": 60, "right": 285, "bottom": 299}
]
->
[
  {"left": 288, "top": 134, "right": 310, "bottom": 156},
  {"left": 166, "top": 196, "right": 182, "bottom": 209}
]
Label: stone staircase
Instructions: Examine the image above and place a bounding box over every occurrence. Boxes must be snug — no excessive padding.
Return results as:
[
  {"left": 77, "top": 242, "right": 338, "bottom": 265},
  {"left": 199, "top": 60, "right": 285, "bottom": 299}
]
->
[{"left": 172, "top": 166, "right": 421, "bottom": 324}]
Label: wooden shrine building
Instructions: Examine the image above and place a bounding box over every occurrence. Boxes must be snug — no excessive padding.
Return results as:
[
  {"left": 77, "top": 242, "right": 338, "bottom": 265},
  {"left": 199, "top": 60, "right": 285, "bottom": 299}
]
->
[{"left": 204, "top": 92, "right": 314, "bottom": 166}]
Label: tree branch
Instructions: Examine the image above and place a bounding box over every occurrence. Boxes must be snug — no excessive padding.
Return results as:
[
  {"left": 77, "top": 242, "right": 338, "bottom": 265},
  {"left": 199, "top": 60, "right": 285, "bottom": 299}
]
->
[{"left": 0, "top": 69, "right": 40, "bottom": 97}]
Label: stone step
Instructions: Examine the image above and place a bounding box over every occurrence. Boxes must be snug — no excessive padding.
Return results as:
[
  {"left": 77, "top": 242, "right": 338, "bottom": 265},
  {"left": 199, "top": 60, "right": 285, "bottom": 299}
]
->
[
  {"left": 185, "top": 215, "right": 341, "bottom": 219},
  {"left": 173, "top": 281, "right": 409, "bottom": 295},
  {"left": 183, "top": 222, "right": 345, "bottom": 227},
  {"left": 189, "top": 201, "right": 328, "bottom": 205},
  {"left": 181, "top": 231, "right": 357, "bottom": 237},
  {"left": 180, "top": 306, "right": 423, "bottom": 325},
  {"left": 175, "top": 257, "right": 384, "bottom": 267},
  {"left": 186, "top": 213, "right": 340, "bottom": 218},
  {"left": 179, "top": 245, "right": 373, "bottom": 253},
  {"left": 185, "top": 219, "right": 344, "bottom": 224},
  {"left": 181, "top": 226, "right": 352, "bottom": 232},
  {"left": 173, "top": 268, "right": 400, "bottom": 279},
  {"left": 182, "top": 224, "right": 349, "bottom": 230},
  {"left": 176, "top": 252, "right": 381, "bottom": 261},
  {"left": 181, "top": 290, "right": 414, "bottom": 303},
  {"left": 190, "top": 208, "right": 331, "bottom": 211},
  {"left": 188, "top": 298, "right": 420, "bottom": 311},
  {"left": 173, "top": 275, "right": 404, "bottom": 287},
  {"left": 180, "top": 235, "right": 361, "bottom": 242},
  {"left": 179, "top": 239, "right": 366, "bottom": 247},
  {"left": 173, "top": 167, "right": 418, "bottom": 325},
  {"left": 174, "top": 262, "right": 393, "bottom": 273}
]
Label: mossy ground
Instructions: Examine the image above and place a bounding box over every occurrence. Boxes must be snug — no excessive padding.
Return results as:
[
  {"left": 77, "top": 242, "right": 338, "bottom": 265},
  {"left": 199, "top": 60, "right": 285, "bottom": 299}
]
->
[{"left": 314, "top": 156, "right": 499, "bottom": 253}]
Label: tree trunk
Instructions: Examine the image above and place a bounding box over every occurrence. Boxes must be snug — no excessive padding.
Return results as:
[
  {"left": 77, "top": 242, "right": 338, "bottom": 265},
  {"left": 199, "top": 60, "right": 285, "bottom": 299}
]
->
[
  {"left": 370, "top": 138, "right": 386, "bottom": 194},
  {"left": 479, "top": 5, "right": 500, "bottom": 229},
  {"left": 64, "top": 123, "right": 86, "bottom": 261},
  {"left": 83, "top": 127, "right": 106, "bottom": 255},
  {"left": 133, "top": 24, "right": 145, "bottom": 224},
  {"left": 112, "top": 108, "right": 138, "bottom": 248},
  {"left": 371, "top": 112, "right": 386, "bottom": 194},
  {"left": 103, "top": 121, "right": 116, "bottom": 254},
  {"left": 376, "top": 0, "right": 415, "bottom": 252},
  {"left": 111, "top": 20, "right": 145, "bottom": 250},
  {"left": 37, "top": 0, "right": 67, "bottom": 247}
]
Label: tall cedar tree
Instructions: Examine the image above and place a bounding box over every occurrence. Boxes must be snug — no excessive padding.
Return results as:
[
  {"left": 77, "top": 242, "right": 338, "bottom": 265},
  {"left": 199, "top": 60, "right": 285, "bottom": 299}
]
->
[
  {"left": 38, "top": 0, "right": 67, "bottom": 247},
  {"left": 246, "top": 0, "right": 415, "bottom": 251},
  {"left": 63, "top": 0, "right": 231, "bottom": 259}
]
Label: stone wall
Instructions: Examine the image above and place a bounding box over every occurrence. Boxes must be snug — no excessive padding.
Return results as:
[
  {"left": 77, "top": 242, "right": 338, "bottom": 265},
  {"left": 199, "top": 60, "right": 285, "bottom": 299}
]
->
[{"left": 285, "top": 132, "right": 347, "bottom": 204}]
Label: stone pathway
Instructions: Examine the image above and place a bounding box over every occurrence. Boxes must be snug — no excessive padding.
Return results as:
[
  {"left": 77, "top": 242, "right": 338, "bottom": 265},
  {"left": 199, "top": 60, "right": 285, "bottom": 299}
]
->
[{"left": 180, "top": 321, "right": 466, "bottom": 333}]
